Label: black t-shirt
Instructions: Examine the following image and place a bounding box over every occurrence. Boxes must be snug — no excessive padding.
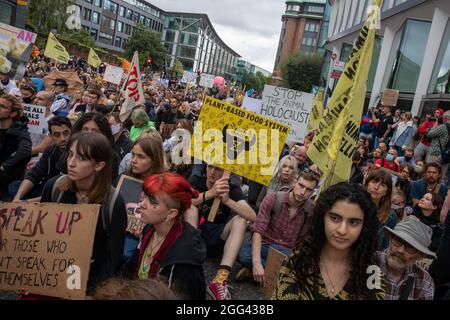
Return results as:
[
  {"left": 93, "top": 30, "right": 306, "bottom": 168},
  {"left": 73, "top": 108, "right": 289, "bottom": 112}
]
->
[
  {"left": 0, "top": 128, "right": 7, "bottom": 142},
  {"left": 161, "top": 110, "right": 177, "bottom": 124},
  {"left": 377, "top": 115, "right": 394, "bottom": 138},
  {"left": 189, "top": 175, "right": 245, "bottom": 225}
]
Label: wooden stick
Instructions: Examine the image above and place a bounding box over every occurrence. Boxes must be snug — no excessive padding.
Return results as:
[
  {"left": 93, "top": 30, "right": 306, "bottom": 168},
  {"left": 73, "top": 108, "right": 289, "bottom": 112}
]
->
[{"left": 207, "top": 170, "right": 230, "bottom": 222}]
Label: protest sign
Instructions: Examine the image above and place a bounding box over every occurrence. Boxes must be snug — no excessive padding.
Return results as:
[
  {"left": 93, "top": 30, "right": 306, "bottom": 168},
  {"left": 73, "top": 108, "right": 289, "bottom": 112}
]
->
[
  {"left": 262, "top": 246, "right": 288, "bottom": 299},
  {"left": 199, "top": 73, "right": 215, "bottom": 88},
  {"left": 331, "top": 60, "right": 345, "bottom": 80},
  {"left": 261, "top": 85, "right": 314, "bottom": 143},
  {"left": 0, "top": 202, "right": 100, "bottom": 299},
  {"left": 181, "top": 71, "right": 196, "bottom": 86},
  {"left": 416, "top": 258, "right": 433, "bottom": 271},
  {"left": 0, "top": 22, "right": 36, "bottom": 80},
  {"left": 114, "top": 175, "right": 145, "bottom": 235},
  {"left": 188, "top": 96, "right": 290, "bottom": 186},
  {"left": 23, "top": 104, "right": 47, "bottom": 134},
  {"left": 43, "top": 70, "right": 83, "bottom": 96},
  {"left": 103, "top": 64, "right": 124, "bottom": 85},
  {"left": 242, "top": 96, "right": 262, "bottom": 114},
  {"left": 120, "top": 51, "right": 145, "bottom": 122},
  {"left": 382, "top": 88, "right": 400, "bottom": 107}
]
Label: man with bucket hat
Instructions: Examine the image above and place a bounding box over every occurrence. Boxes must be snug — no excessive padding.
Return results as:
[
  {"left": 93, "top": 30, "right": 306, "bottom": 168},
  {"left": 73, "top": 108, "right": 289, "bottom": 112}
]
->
[{"left": 377, "top": 216, "right": 435, "bottom": 300}]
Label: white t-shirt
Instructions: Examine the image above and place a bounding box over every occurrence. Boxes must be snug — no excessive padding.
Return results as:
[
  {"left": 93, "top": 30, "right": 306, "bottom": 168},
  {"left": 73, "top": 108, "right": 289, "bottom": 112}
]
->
[{"left": 0, "top": 79, "right": 18, "bottom": 94}]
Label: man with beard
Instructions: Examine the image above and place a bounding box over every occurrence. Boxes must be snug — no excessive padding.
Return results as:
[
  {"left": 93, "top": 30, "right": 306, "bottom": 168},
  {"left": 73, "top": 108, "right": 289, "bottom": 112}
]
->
[
  {"left": 377, "top": 216, "right": 436, "bottom": 300},
  {"left": 30, "top": 90, "right": 55, "bottom": 154},
  {"left": 410, "top": 162, "right": 447, "bottom": 207},
  {"left": 11, "top": 116, "right": 71, "bottom": 201}
]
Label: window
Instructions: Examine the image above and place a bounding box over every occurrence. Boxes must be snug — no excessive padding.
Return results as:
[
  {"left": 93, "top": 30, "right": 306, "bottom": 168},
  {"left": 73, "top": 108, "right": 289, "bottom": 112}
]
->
[
  {"left": 90, "top": 28, "right": 98, "bottom": 40},
  {"left": 101, "top": 16, "right": 115, "bottom": 31},
  {"left": 99, "top": 32, "right": 113, "bottom": 45},
  {"left": 103, "top": 0, "right": 118, "bottom": 14},
  {"left": 125, "top": 24, "right": 131, "bottom": 35},
  {"left": 308, "top": 5, "right": 324, "bottom": 14},
  {"left": 117, "top": 21, "right": 124, "bottom": 32},
  {"left": 178, "top": 46, "right": 196, "bottom": 59},
  {"left": 126, "top": 9, "right": 133, "bottom": 20},
  {"left": 133, "top": 12, "right": 139, "bottom": 23},
  {"left": 305, "top": 22, "right": 319, "bottom": 33},
  {"left": 122, "top": 39, "right": 128, "bottom": 49},
  {"left": 119, "top": 6, "right": 126, "bottom": 17},
  {"left": 94, "top": 0, "right": 102, "bottom": 7},
  {"left": 115, "top": 36, "right": 122, "bottom": 48},
  {"left": 181, "top": 33, "right": 198, "bottom": 46},
  {"left": 85, "top": 0, "right": 93, "bottom": 4},
  {"left": 430, "top": 20, "right": 450, "bottom": 93},
  {"left": 0, "top": 2, "right": 13, "bottom": 25},
  {"left": 388, "top": 20, "right": 432, "bottom": 93},
  {"left": 165, "top": 30, "right": 176, "bottom": 42},
  {"left": 82, "top": 25, "right": 90, "bottom": 32},
  {"left": 139, "top": 15, "right": 145, "bottom": 25},
  {"left": 83, "top": 8, "right": 92, "bottom": 21},
  {"left": 340, "top": 43, "right": 353, "bottom": 62},
  {"left": 92, "top": 11, "right": 100, "bottom": 24}
]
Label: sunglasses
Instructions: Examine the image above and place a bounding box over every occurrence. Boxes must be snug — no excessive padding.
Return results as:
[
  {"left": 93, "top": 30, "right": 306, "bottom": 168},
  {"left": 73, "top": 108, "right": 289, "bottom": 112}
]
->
[{"left": 390, "top": 235, "right": 418, "bottom": 255}]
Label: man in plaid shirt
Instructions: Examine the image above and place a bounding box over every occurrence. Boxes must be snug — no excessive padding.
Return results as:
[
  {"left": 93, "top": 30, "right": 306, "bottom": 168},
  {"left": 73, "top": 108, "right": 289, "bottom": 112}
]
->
[{"left": 377, "top": 216, "right": 436, "bottom": 300}]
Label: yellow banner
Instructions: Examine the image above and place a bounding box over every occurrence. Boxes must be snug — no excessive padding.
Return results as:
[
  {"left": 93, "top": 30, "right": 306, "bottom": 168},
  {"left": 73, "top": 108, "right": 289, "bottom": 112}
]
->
[
  {"left": 308, "top": 0, "right": 382, "bottom": 186},
  {"left": 43, "top": 32, "right": 69, "bottom": 64},
  {"left": 188, "top": 96, "right": 290, "bottom": 186},
  {"left": 87, "top": 48, "right": 101, "bottom": 68},
  {"left": 307, "top": 88, "right": 324, "bottom": 132}
]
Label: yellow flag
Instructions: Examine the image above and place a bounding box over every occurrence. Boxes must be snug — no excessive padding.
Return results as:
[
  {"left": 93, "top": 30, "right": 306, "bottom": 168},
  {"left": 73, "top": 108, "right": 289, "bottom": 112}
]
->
[
  {"left": 307, "top": 88, "right": 324, "bottom": 132},
  {"left": 308, "top": 0, "right": 382, "bottom": 187},
  {"left": 87, "top": 48, "right": 101, "bottom": 68},
  {"left": 44, "top": 32, "right": 70, "bottom": 64}
]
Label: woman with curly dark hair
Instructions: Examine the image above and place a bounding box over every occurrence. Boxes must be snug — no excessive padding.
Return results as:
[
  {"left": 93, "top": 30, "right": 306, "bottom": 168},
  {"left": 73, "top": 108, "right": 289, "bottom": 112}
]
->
[{"left": 273, "top": 182, "right": 384, "bottom": 300}]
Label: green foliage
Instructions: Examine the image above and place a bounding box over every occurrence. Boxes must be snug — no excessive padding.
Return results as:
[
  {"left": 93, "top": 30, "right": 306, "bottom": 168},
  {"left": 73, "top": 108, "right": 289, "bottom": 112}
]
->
[
  {"left": 59, "top": 30, "right": 96, "bottom": 48},
  {"left": 281, "top": 53, "right": 323, "bottom": 92},
  {"left": 170, "top": 59, "right": 184, "bottom": 77},
  {"left": 123, "top": 24, "right": 168, "bottom": 70},
  {"left": 242, "top": 71, "right": 272, "bottom": 92},
  {"left": 26, "top": 0, "right": 75, "bottom": 34}
]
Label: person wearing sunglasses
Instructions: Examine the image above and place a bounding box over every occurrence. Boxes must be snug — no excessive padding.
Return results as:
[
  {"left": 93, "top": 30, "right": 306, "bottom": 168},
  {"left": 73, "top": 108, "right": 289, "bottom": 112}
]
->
[{"left": 377, "top": 216, "right": 436, "bottom": 300}]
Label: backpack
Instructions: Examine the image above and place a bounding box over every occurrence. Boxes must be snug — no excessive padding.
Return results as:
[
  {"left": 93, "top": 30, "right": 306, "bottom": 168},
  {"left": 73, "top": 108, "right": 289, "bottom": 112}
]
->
[
  {"left": 438, "top": 123, "right": 450, "bottom": 164},
  {"left": 51, "top": 175, "right": 119, "bottom": 231}
]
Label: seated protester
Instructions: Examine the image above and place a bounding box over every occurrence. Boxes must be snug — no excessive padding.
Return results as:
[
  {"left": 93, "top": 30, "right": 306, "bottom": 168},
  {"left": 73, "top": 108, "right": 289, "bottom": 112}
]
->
[
  {"left": 391, "top": 188, "right": 407, "bottom": 221},
  {"left": 273, "top": 182, "right": 383, "bottom": 300},
  {"left": 74, "top": 85, "right": 101, "bottom": 114},
  {"left": 429, "top": 205, "right": 450, "bottom": 299},
  {"left": 30, "top": 90, "right": 55, "bottom": 155},
  {"left": 188, "top": 164, "right": 256, "bottom": 300},
  {"left": 120, "top": 135, "right": 167, "bottom": 262},
  {"left": 349, "top": 150, "right": 364, "bottom": 184},
  {"left": 378, "top": 141, "right": 388, "bottom": 157},
  {"left": 0, "top": 93, "right": 31, "bottom": 200},
  {"left": 377, "top": 216, "right": 436, "bottom": 300},
  {"left": 293, "top": 146, "right": 310, "bottom": 173},
  {"left": 108, "top": 112, "right": 132, "bottom": 160},
  {"left": 365, "top": 147, "right": 383, "bottom": 165},
  {"left": 396, "top": 164, "right": 414, "bottom": 207},
  {"left": 71, "top": 112, "right": 121, "bottom": 181},
  {"left": 118, "top": 129, "right": 166, "bottom": 176},
  {"left": 255, "top": 155, "right": 299, "bottom": 208},
  {"left": 165, "top": 119, "right": 194, "bottom": 179},
  {"left": 19, "top": 81, "right": 37, "bottom": 104},
  {"left": 49, "top": 78, "right": 70, "bottom": 116},
  {"left": 91, "top": 277, "right": 178, "bottom": 300},
  {"left": 124, "top": 173, "right": 207, "bottom": 300},
  {"left": 40, "top": 132, "right": 127, "bottom": 293},
  {"left": 413, "top": 193, "right": 444, "bottom": 252},
  {"left": 11, "top": 116, "right": 71, "bottom": 201},
  {"left": 365, "top": 169, "right": 396, "bottom": 250},
  {"left": 375, "top": 148, "right": 401, "bottom": 173},
  {"left": 130, "top": 108, "right": 156, "bottom": 142},
  {"left": 410, "top": 162, "right": 448, "bottom": 207},
  {"left": 237, "top": 172, "right": 318, "bottom": 285},
  {"left": 396, "top": 146, "right": 416, "bottom": 168}
]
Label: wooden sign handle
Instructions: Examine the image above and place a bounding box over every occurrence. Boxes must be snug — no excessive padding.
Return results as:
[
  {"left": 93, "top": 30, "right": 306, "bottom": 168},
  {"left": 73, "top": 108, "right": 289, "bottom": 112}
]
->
[{"left": 207, "top": 171, "right": 230, "bottom": 222}]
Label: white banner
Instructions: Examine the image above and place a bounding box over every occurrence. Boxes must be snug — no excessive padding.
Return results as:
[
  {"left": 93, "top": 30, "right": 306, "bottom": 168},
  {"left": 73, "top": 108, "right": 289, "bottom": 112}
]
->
[
  {"left": 23, "top": 104, "right": 47, "bottom": 134},
  {"left": 199, "top": 73, "right": 215, "bottom": 88},
  {"left": 119, "top": 51, "right": 145, "bottom": 122},
  {"left": 180, "top": 71, "right": 196, "bottom": 85},
  {"left": 103, "top": 64, "right": 123, "bottom": 85},
  {"left": 261, "top": 85, "right": 314, "bottom": 143},
  {"left": 242, "top": 96, "right": 262, "bottom": 113}
]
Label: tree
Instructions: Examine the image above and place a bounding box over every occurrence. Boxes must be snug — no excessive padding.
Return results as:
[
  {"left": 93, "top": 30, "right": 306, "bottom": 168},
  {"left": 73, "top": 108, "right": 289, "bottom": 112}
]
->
[
  {"left": 26, "top": 0, "right": 75, "bottom": 34},
  {"left": 123, "top": 24, "right": 168, "bottom": 70},
  {"left": 245, "top": 74, "right": 262, "bottom": 92},
  {"left": 255, "top": 71, "right": 272, "bottom": 90},
  {"left": 60, "top": 29, "right": 96, "bottom": 48},
  {"left": 281, "top": 53, "right": 323, "bottom": 92},
  {"left": 170, "top": 59, "right": 184, "bottom": 78}
]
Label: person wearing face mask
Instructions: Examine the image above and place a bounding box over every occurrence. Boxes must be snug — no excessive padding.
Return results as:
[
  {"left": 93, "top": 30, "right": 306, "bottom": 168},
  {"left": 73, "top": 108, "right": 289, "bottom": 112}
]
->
[
  {"left": 108, "top": 112, "right": 132, "bottom": 160},
  {"left": 377, "top": 216, "right": 436, "bottom": 300},
  {"left": 375, "top": 148, "right": 401, "bottom": 173},
  {"left": 412, "top": 193, "right": 443, "bottom": 252}
]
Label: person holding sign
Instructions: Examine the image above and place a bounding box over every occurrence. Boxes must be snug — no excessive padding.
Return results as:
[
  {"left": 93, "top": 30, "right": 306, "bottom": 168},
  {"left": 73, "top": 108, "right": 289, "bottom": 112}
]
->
[
  {"left": 124, "top": 173, "right": 206, "bottom": 300},
  {"left": 273, "top": 182, "right": 383, "bottom": 300},
  {"left": 188, "top": 165, "right": 256, "bottom": 300},
  {"left": 40, "top": 132, "right": 127, "bottom": 292}
]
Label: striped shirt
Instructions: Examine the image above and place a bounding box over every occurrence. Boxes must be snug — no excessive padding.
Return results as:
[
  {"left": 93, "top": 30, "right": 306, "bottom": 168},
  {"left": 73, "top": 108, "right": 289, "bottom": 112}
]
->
[{"left": 377, "top": 251, "right": 435, "bottom": 300}]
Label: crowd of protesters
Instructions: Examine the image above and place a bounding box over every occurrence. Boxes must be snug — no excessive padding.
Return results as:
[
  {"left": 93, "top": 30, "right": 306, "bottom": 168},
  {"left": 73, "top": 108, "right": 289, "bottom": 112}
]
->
[{"left": 0, "top": 51, "right": 450, "bottom": 301}]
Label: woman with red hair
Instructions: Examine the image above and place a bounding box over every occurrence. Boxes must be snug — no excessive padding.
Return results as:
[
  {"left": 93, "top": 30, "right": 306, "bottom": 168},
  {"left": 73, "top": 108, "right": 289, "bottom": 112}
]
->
[{"left": 123, "top": 173, "right": 207, "bottom": 300}]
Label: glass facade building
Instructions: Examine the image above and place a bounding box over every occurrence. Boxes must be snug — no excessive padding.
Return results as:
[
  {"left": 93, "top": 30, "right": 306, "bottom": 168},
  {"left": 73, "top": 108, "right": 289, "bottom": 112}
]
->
[
  {"left": 0, "top": 0, "right": 27, "bottom": 28},
  {"left": 162, "top": 12, "right": 240, "bottom": 81}
]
